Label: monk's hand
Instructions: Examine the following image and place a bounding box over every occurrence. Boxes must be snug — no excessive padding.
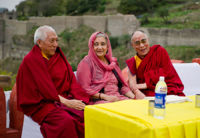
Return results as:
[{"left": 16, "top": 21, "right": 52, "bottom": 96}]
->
[
  {"left": 101, "top": 94, "right": 119, "bottom": 102},
  {"left": 136, "top": 83, "right": 147, "bottom": 90},
  {"left": 64, "top": 99, "right": 86, "bottom": 110},
  {"left": 134, "top": 89, "right": 145, "bottom": 99}
]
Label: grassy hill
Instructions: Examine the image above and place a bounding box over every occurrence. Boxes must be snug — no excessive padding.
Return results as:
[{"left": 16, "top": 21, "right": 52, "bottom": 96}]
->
[
  {"left": 1, "top": 0, "right": 200, "bottom": 89},
  {"left": 98, "top": 0, "right": 200, "bottom": 29},
  {"left": 140, "top": 1, "right": 200, "bottom": 29}
]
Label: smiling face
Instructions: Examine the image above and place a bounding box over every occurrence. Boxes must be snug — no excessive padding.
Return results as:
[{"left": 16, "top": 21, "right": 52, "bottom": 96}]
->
[
  {"left": 37, "top": 31, "right": 58, "bottom": 58},
  {"left": 131, "top": 31, "right": 150, "bottom": 58},
  {"left": 93, "top": 36, "right": 108, "bottom": 59}
]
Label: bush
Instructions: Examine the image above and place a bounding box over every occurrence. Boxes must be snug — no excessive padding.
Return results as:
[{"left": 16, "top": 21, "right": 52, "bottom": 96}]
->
[
  {"left": 140, "top": 13, "right": 150, "bottom": 25},
  {"left": 109, "top": 37, "right": 119, "bottom": 49},
  {"left": 59, "top": 30, "right": 73, "bottom": 46},
  {"left": 165, "top": 46, "right": 200, "bottom": 62},
  {"left": 0, "top": 69, "right": 16, "bottom": 91},
  {"left": 16, "top": 0, "right": 66, "bottom": 17},
  {"left": 118, "top": 34, "right": 130, "bottom": 47},
  {"left": 70, "top": 62, "right": 77, "bottom": 71},
  {"left": 98, "top": 5, "right": 105, "bottom": 13},
  {"left": 157, "top": 8, "right": 170, "bottom": 24},
  {"left": 109, "top": 35, "right": 130, "bottom": 49},
  {"left": 117, "top": 0, "right": 165, "bottom": 15},
  {"left": 66, "top": 0, "right": 106, "bottom": 15}
]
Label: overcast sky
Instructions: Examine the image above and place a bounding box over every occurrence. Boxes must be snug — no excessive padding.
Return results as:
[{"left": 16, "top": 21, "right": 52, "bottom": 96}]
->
[{"left": 0, "top": 0, "right": 25, "bottom": 11}]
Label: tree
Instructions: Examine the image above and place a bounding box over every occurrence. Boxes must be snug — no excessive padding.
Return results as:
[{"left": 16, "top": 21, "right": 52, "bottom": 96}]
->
[
  {"left": 66, "top": 0, "right": 80, "bottom": 15},
  {"left": 16, "top": 0, "right": 106, "bottom": 17},
  {"left": 16, "top": 0, "right": 66, "bottom": 17},
  {"left": 16, "top": 1, "right": 28, "bottom": 17}
]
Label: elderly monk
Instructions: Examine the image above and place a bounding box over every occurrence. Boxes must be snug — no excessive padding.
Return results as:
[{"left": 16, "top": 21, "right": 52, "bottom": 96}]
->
[
  {"left": 126, "top": 30, "right": 185, "bottom": 99},
  {"left": 16, "top": 25, "right": 90, "bottom": 138}
]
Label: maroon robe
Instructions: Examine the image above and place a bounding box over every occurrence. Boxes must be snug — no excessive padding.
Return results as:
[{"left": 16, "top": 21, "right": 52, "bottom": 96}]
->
[
  {"left": 17, "top": 45, "right": 90, "bottom": 138},
  {"left": 126, "top": 45, "right": 185, "bottom": 96}
]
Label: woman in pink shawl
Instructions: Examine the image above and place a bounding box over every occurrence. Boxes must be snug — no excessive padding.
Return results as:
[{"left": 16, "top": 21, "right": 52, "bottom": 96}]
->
[{"left": 77, "top": 32, "right": 135, "bottom": 105}]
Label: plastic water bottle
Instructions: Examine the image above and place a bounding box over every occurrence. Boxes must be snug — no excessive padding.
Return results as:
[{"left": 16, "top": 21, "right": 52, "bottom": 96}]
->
[{"left": 154, "top": 76, "right": 167, "bottom": 119}]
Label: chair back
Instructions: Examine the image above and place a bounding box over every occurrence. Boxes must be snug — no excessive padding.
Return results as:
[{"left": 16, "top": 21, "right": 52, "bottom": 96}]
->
[
  {"left": 192, "top": 58, "right": 200, "bottom": 64},
  {"left": 9, "top": 83, "right": 24, "bottom": 137},
  {"left": 0, "top": 87, "right": 6, "bottom": 134},
  {"left": 173, "top": 63, "right": 200, "bottom": 96},
  {"left": 0, "top": 76, "right": 23, "bottom": 138}
]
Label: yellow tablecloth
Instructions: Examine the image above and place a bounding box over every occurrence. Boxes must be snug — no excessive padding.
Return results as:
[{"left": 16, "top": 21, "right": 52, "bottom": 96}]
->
[{"left": 85, "top": 96, "right": 200, "bottom": 138}]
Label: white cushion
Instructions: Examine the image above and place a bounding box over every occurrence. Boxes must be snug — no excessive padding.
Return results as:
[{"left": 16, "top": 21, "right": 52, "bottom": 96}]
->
[
  {"left": 22, "top": 116, "right": 43, "bottom": 138},
  {"left": 5, "top": 91, "right": 11, "bottom": 128},
  {"left": 5, "top": 91, "right": 42, "bottom": 137},
  {"left": 173, "top": 63, "right": 200, "bottom": 96}
]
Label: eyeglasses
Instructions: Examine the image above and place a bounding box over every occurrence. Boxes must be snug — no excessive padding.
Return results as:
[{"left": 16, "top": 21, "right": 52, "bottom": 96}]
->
[{"left": 133, "top": 39, "right": 147, "bottom": 47}]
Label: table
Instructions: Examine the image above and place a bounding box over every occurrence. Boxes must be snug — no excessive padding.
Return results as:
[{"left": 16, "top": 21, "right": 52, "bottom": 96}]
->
[{"left": 85, "top": 96, "right": 200, "bottom": 138}]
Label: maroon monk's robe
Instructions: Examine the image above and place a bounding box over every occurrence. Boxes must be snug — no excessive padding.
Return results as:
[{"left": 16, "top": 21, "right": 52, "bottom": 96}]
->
[
  {"left": 16, "top": 45, "right": 90, "bottom": 138},
  {"left": 126, "top": 45, "right": 185, "bottom": 96}
]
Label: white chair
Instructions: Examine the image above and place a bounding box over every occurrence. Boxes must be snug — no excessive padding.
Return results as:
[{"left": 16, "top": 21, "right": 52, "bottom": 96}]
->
[
  {"left": 5, "top": 91, "right": 43, "bottom": 138},
  {"left": 22, "top": 116, "right": 43, "bottom": 138},
  {"left": 173, "top": 63, "right": 200, "bottom": 96},
  {"left": 5, "top": 91, "right": 11, "bottom": 128}
]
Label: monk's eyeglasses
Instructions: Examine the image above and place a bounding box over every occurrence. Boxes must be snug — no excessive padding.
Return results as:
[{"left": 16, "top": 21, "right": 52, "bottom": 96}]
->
[{"left": 134, "top": 39, "right": 147, "bottom": 47}]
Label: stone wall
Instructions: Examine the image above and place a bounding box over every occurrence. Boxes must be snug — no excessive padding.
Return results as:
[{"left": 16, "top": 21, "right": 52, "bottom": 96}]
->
[
  {"left": 0, "top": 15, "right": 140, "bottom": 59},
  {"left": 0, "top": 19, "right": 5, "bottom": 59},
  {"left": 107, "top": 15, "right": 138, "bottom": 36},
  {"left": 2, "top": 20, "right": 35, "bottom": 58},
  {"left": 83, "top": 16, "right": 106, "bottom": 32},
  {"left": 5, "top": 20, "right": 36, "bottom": 45},
  {"left": 9, "top": 46, "right": 30, "bottom": 59},
  {"left": 0, "top": 19, "right": 4, "bottom": 43},
  {"left": 28, "top": 15, "right": 140, "bottom": 35},
  {"left": 1, "top": 15, "right": 200, "bottom": 60},
  {"left": 145, "top": 28, "right": 200, "bottom": 46}
]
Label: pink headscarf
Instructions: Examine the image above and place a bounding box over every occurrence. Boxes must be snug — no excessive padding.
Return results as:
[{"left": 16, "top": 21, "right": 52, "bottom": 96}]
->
[{"left": 77, "top": 32, "right": 129, "bottom": 95}]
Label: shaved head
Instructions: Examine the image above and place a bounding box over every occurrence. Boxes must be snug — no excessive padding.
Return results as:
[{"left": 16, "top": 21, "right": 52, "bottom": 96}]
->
[
  {"left": 131, "top": 30, "right": 150, "bottom": 58},
  {"left": 131, "top": 31, "right": 148, "bottom": 44}
]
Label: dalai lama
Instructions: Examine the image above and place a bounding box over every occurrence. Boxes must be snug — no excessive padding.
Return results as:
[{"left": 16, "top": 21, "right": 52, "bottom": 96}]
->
[{"left": 126, "top": 30, "right": 185, "bottom": 99}]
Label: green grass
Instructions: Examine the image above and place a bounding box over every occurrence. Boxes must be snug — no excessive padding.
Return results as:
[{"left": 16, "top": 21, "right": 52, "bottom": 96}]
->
[
  {"left": 0, "top": 68, "right": 16, "bottom": 90},
  {"left": 140, "top": 2, "right": 200, "bottom": 29},
  {"left": 165, "top": 46, "right": 200, "bottom": 62},
  {"left": 141, "top": 20, "right": 199, "bottom": 29},
  {"left": 169, "top": 10, "right": 192, "bottom": 18},
  {"left": 59, "top": 25, "right": 95, "bottom": 71}
]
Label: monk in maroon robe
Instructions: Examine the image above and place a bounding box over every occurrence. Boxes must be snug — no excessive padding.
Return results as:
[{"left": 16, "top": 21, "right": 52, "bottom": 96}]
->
[
  {"left": 126, "top": 30, "right": 185, "bottom": 99},
  {"left": 16, "top": 25, "right": 90, "bottom": 138}
]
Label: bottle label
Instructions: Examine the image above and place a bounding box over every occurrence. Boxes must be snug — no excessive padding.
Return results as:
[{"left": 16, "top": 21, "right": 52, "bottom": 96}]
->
[
  {"left": 155, "top": 85, "right": 167, "bottom": 93},
  {"left": 154, "top": 93, "right": 166, "bottom": 109}
]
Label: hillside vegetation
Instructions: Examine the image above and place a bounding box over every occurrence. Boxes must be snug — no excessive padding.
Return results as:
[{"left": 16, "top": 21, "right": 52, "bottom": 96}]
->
[
  {"left": 140, "top": 1, "right": 200, "bottom": 29},
  {"left": 16, "top": 0, "right": 200, "bottom": 29},
  {"left": 5, "top": 25, "right": 200, "bottom": 71},
  {"left": 1, "top": 0, "right": 200, "bottom": 89},
  {"left": 1, "top": 25, "right": 200, "bottom": 90}
]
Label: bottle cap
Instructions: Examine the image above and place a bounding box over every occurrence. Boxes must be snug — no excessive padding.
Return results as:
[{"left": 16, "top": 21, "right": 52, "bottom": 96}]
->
[{"left": 159, "top": 76, "right": 165, "bottom": 81}]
